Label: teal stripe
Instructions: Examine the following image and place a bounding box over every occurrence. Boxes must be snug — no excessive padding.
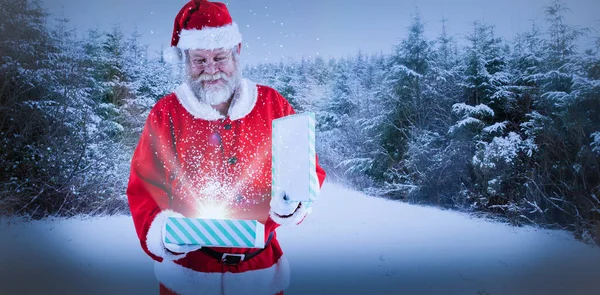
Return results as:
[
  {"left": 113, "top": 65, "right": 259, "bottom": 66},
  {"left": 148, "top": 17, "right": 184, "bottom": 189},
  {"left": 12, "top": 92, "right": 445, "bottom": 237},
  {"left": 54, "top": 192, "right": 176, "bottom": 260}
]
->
[
  {"left": 183, "top": 218, "right": 212, "bottom": 245},
  {"left": 198, "top": 219, "right": 225, "bottom": 245},
  {"left": 239, "top": 220, "right": 256, "bottom": 238},
  {"left": 164, "top": 236, "right": 172, "bottom": 244},
  {"left": 224, "top": 220, "right": 254, "bottom": 247},
  {"left": 170, "top": 218, "right": 199, "bottom": 244},
  {"left": 210, "top": 219, "right": 240, "bottom": 247},
  {"left": 165, "top": 222, "right": 185, "bottom": 245}
]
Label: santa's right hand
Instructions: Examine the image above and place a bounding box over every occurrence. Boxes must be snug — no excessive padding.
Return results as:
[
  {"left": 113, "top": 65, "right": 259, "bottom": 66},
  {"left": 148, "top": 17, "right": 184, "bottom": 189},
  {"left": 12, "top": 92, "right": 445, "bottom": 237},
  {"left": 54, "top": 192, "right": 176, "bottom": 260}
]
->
[
  {"left": 270, "top": 186, "right": 300, "bottom": 216},
  {"left": 162, "top": 223, "right": 201, "bottom": 254}
]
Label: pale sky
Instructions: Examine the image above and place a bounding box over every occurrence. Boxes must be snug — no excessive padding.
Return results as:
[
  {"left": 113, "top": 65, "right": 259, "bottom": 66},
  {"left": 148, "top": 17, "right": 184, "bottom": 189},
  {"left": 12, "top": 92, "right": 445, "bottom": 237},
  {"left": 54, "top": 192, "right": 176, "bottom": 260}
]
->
[{"left": 41, "top": 0, "right": 600, "bottom": 66}]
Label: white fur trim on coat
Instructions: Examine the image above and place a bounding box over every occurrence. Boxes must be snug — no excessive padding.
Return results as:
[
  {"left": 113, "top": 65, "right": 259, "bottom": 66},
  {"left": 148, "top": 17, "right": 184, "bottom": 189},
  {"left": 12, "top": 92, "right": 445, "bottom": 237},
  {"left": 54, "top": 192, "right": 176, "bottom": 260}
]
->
[
  {"left": 228, "top": 78, "right": 258, "bottom": 120},
  {"left": 155, "top": 255, "right": 290, "bottom": 295},
  {"left": 178, "top": 23, "right": 242, "bottom": 51},
  {"left": 174, "top": 78, "right": 258, "bottom": 121},
  {"left": 146, "top": 209, "right": 187, "bottom": 261}
]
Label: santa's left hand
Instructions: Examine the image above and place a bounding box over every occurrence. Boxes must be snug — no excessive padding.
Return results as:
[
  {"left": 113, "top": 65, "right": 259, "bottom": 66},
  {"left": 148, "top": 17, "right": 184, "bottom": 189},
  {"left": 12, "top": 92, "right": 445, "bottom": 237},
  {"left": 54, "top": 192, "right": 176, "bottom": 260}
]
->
[{"left": 269, "top": 186, "right": 312, "bottom": 226}]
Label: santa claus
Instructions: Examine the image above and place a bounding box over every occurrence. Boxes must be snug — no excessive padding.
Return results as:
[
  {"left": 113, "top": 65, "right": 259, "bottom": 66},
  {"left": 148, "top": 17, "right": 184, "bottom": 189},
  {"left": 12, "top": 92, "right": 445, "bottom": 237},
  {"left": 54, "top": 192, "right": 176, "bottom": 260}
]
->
[{"left": 126, "top": 1, "right": 326, "bottom": 294}]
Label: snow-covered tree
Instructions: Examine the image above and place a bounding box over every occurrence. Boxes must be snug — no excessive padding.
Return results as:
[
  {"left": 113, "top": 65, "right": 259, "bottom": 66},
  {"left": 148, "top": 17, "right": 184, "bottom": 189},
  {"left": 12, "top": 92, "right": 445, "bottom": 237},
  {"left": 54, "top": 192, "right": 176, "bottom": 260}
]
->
[{"left": 369, "top": 12, "right": 439, "bottom": 199}]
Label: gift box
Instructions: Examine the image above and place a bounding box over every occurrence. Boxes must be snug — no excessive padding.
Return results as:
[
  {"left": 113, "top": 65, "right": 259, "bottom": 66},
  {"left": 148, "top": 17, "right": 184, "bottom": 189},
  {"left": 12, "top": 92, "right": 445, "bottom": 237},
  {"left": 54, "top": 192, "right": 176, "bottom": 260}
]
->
[
  {"left": 164, "top": 217, "right": 265, "bottom": 248},
  {"left": 272, "top": 112, "right": 319, "bottom": 202}
]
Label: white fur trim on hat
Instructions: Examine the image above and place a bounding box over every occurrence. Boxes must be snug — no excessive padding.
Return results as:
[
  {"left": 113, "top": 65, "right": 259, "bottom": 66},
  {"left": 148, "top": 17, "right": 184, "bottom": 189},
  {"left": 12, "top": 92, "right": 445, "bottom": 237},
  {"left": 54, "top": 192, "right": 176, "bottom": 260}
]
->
[
  {"left": 177, "top": 22, "right": 242, "bottom": 50},
  {"left": 146, "top": 209, "right": 187, "bottom": 261},
  {"left": 155, "top": 255, "right": 290, "bottom": 295},
  {"left": 174, "top": 78, "right": 258, "bottom": 121}
]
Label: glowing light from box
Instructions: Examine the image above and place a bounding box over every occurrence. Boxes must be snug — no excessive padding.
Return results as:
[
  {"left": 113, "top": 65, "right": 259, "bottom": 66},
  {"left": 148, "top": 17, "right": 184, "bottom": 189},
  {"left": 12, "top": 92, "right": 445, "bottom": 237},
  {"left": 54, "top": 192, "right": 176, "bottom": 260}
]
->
[{"left": 196, "top": 201, "right": 230, "bottom": 219}]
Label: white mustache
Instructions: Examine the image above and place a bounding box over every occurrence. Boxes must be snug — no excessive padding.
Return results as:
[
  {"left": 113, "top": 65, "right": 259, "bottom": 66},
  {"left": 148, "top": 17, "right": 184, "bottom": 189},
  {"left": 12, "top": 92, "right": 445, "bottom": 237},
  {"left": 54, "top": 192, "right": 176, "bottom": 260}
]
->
[{"left": 197, "top": 72, "right": 228, "bottom": 82}]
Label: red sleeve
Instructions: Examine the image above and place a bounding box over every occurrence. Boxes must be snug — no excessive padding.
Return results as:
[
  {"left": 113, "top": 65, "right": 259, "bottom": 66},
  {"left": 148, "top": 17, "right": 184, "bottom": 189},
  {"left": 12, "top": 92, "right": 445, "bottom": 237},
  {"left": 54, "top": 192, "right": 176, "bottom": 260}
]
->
[
  {"left": 126, "top": 99, "right": 180, "bottom": 262},
  {"left": 315, "top": 155, "right": 326, "bottom": 187}
]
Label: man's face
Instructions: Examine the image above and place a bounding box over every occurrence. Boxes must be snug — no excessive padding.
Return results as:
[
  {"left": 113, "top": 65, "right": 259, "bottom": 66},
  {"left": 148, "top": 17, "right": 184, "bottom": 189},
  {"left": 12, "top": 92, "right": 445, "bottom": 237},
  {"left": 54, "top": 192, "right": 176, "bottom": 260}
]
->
[{"left": 186, "top": 47, "right": 240, "bottom": 105}]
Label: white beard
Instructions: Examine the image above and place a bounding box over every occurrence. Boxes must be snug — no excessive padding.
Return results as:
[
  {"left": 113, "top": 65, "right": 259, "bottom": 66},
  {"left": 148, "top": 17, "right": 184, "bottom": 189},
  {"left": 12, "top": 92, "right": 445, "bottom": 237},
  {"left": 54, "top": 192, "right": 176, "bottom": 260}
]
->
[{"left": 187, "top": 71, "right": 241, "bottom": 106}]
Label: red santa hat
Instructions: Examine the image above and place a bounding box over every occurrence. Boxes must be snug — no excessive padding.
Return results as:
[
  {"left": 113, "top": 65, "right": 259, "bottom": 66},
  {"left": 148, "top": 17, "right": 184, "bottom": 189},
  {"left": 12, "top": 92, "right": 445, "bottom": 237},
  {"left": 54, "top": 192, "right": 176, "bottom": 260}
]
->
[{"left": 163, "top": 0, "right": 242, "bottom": 63}]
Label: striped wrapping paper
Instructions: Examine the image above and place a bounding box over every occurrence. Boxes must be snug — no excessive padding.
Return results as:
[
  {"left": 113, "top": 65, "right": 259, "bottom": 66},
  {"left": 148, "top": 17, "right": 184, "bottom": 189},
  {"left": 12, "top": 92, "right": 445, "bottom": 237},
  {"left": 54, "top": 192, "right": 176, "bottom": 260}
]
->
[
  {"left": 272, "top": 112, "right": 318, "bottom": 203},
  {"left": 164, "top": 217, "right": 265, "bottom": 248}
]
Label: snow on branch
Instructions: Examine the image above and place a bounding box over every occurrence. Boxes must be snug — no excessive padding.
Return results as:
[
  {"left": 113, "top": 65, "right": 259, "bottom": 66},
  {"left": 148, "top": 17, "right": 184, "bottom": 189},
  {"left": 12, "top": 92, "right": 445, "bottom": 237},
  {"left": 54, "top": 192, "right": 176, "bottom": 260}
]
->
[
  {"left": 489, "top": 71, "right": 511, "bottom": 85},
  {"left": 449, "top": 117, "right": 483, "bottom": 134},
  {"left": 483, "top": 121, "right": 508, "bottom": 134},
  {"left": 473, "top": 132, "right": 535, "bottom": 169},
  {"left": 390, "top": 64, "right": 423, "bottom": 78},
  {"left": 452, "top": 103, "right": 495, "bottom": 118},
  {"left": 337, "top": 157, "right": 373, "bottom": 175},
  {"left": 526, "top": 200, "right": 545, "bottom": 214},
  {"left": 591, "top": 132, "right": 600, "bottom": 155},
  {"left": 542, "top": 91, "right": 570, "bottom": 107},
  {"left": 520, "top": 111, "right": 550, "bottom": 138}
]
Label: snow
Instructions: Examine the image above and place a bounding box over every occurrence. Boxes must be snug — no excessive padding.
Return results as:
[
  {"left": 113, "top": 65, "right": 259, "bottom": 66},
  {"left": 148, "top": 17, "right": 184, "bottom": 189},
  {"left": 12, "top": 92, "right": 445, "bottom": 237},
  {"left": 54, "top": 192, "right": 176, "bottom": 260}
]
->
[
  {"left": 1, "top": 182, "right": 600, "bottom": 295},
  {"left": 482, "top": 121, "right": 508, "bottom": 134},
  {"left": 452, "top": 103, "right": 495, "bottom": 118},
  {"left": 449, "top": 117, "right": 483, "bottom": 134},
  {"left": 473, "top": 132, "right": 525, "bottom": 169},
  {"left": 592, "top": 131, "right": 600, "bottom": 154}
]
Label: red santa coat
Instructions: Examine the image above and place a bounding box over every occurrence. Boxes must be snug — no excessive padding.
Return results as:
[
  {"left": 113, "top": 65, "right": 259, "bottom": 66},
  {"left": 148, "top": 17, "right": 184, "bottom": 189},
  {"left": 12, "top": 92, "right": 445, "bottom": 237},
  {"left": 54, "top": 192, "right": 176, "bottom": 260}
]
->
[{"left": 127, "top": 78, "right": 326, "bottom": 295}]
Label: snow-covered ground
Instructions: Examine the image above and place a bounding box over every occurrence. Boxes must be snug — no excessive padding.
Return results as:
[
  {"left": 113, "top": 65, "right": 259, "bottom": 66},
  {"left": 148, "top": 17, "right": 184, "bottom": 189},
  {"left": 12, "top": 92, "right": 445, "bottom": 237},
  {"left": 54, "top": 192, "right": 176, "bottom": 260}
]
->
[{"left": 1, "top": 182, "right": 599, "bottom": 295}]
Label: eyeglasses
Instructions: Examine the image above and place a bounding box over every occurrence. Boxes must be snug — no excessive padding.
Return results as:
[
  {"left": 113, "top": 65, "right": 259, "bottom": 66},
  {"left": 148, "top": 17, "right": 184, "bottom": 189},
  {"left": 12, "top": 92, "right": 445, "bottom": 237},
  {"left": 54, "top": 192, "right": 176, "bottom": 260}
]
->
[{"left": 189, "top": 51, "right": 233, "bottom": 69}]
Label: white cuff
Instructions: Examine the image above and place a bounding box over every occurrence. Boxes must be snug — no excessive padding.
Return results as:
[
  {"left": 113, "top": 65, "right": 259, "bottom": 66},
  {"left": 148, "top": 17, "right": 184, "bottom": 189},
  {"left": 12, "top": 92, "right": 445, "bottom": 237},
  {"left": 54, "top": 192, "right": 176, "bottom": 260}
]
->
[
  {"left": 163, "top": 226, "right": 202, "bottom": 254},
  {"left": 146, "top": 209, "right": 187, "bottom": 261},
  {"left": 269, "top": 202, "right": 312, "bottom": 226}
]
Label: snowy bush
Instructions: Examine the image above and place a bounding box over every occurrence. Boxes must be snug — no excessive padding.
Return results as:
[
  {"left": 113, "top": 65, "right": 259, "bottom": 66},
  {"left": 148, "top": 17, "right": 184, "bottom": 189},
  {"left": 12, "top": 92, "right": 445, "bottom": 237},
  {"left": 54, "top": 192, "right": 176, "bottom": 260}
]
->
[{"left": 473, "top": 132, "right": 536, "bottom": 170}]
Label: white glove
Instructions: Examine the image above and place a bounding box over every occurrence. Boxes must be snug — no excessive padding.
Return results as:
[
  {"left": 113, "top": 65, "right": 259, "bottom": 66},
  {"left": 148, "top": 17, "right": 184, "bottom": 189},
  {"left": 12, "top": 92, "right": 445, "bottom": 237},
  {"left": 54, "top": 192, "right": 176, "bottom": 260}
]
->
[
  {"left": 162, "top": 222, "right": 202, "bottom": 254},
  {"left": 269, "top": 186, "right": 313, "bottom": 226}
]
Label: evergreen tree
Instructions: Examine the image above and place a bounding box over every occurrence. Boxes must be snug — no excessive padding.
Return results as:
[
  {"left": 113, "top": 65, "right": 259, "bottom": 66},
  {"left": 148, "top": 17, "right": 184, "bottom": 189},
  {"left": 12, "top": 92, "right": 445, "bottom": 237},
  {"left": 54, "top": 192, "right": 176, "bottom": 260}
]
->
[{"left": 373, "top": 12, "right": 437, "bottom": 199}]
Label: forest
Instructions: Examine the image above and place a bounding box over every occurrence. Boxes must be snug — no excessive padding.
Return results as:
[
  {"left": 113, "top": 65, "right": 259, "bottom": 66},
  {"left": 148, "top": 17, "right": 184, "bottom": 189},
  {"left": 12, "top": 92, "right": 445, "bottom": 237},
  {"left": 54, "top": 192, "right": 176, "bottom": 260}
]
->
[{"left": 1, "top": 0, "right": 599, "bottom": 243}]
